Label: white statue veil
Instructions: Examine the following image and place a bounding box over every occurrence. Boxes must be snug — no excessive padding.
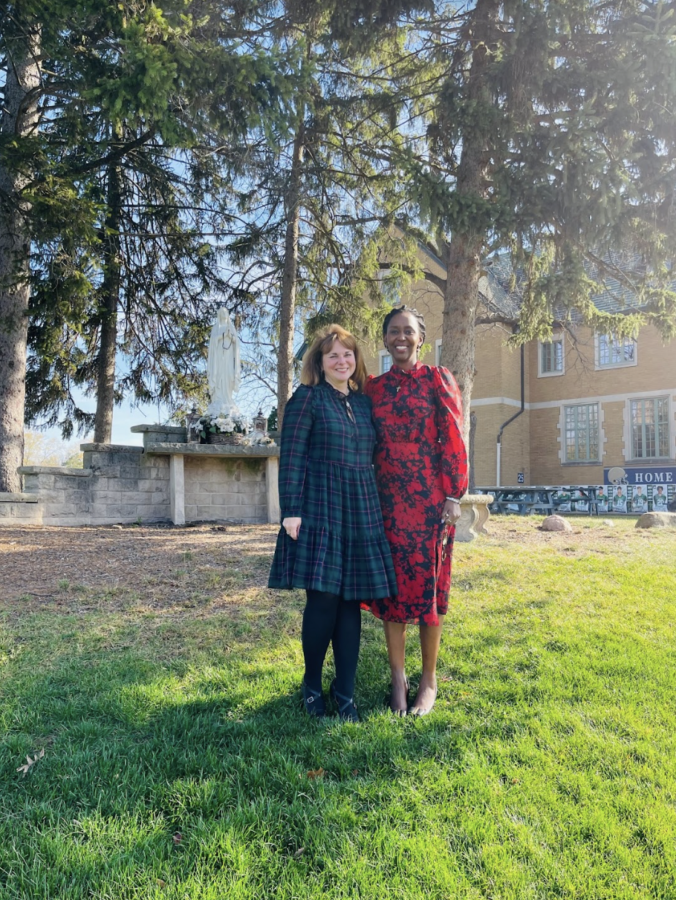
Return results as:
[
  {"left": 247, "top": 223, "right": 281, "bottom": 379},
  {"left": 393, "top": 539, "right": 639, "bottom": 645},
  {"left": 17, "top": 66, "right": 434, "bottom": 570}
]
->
[{"left": 206, "top": 308, "right": 241, "bottom": 416}]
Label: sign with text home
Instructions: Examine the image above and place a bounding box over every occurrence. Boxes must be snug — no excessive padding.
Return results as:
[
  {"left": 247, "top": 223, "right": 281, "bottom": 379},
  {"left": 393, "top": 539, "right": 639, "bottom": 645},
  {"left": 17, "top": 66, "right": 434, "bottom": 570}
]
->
[{"left": 603, "top": 465, "right": 676, "bottom": 486}]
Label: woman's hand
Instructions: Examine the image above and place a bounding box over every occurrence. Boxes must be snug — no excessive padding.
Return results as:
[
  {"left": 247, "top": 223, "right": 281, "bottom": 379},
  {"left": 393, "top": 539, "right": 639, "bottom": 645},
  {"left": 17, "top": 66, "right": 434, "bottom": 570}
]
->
[
  {"left": 441, "top": 499, "right": 461, "bottom": 525},
  {"left": 282, "top": 517, "right": 302, "bottom": 540}
]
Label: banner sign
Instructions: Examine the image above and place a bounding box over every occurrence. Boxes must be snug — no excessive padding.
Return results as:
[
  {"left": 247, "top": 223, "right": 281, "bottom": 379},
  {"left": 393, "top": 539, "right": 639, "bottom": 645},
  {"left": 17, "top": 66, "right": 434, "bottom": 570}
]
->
[{"left": 603, "top": 465, "right": 676, "bottom": 486}]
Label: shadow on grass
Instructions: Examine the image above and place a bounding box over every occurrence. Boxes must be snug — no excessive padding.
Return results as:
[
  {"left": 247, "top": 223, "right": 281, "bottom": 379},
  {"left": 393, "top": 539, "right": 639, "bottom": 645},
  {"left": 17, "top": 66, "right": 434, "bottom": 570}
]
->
[
  {"left": 0, "top": 604, "right": 527, "bottom": 899},
  {"left": 2, "top": 538, "right": 676, "bottom": 900}
]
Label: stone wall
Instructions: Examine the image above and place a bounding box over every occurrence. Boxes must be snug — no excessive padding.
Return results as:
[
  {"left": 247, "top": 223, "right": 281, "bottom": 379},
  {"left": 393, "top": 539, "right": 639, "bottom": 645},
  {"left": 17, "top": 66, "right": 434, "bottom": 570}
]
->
[
  {"left": 18, "top": 446, "right": 172, "bottom": 526},
  {"left": 0, "top": 425, "right": 278, "bottom": 528},
  {"left": 0, "top": 492, "right": 42, "bottom": 525}
]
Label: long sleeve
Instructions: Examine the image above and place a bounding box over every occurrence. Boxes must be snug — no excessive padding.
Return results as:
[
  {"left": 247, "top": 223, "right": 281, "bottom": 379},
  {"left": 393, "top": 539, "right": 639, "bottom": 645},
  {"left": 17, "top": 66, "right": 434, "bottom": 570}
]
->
[
  {"left": 433, "top": 366, "right": 469, "bottom": 500},
  {"left": 278, "top": 385, "right": 314, "bottom": 518}
]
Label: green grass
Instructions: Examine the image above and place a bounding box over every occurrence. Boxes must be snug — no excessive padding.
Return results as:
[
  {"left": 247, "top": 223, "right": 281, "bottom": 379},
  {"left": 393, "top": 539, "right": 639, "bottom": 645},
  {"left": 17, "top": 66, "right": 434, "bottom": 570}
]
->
[{"left": 1, "top": 518, "right": 675, "bottom": 899}]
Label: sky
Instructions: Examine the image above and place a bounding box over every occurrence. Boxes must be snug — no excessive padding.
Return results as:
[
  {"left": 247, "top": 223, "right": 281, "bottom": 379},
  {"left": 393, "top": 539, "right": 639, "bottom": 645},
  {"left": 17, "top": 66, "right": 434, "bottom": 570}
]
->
[
  {"left": 36, "top": 396, "right": 170, "bottom": 449},
  {"left": 33, "top": 350, "right": 276, "bottom": 452}
]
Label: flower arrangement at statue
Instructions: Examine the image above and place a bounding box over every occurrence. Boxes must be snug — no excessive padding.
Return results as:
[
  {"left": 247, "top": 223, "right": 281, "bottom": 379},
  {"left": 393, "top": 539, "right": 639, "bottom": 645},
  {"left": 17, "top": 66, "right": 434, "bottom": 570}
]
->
[{"left": 197, "top": 410, "right": 251, "bottom": 444}]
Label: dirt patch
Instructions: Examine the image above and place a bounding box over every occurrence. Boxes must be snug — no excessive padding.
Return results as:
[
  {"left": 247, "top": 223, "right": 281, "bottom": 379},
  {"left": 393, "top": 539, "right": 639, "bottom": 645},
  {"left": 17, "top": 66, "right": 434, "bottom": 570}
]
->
[
  {"left": 0, "top": 523, "right": 280, "bottom": 609},
  {"left": 0, "top": 516, "right": 647, "bottom": 612}
]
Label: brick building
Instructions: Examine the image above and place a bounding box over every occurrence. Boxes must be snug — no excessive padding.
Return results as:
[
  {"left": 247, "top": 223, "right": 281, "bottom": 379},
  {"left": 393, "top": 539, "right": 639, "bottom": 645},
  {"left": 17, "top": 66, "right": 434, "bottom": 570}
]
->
[{"left": 361, "top": 245, "right": 676, "bottom": 492}]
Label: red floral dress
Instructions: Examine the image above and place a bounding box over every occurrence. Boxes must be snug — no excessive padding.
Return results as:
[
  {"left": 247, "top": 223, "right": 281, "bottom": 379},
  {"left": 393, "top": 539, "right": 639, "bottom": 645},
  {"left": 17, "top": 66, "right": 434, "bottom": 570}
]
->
[{"left": 362, "top": 363, "right": 469, "bottom": 626}]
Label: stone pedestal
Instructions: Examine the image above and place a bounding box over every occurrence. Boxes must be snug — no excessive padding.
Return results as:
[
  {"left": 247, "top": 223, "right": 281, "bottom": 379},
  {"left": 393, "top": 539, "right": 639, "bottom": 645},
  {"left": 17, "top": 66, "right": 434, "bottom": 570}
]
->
[
  {"left": 169, "top": 454, "right": 186, "bottom": 526},
  {"left": 455, "top": 493, "right": 494, "bottom": 542},
  {"left": 144, "top": 441, "right": 280, "bottom": 526},
  {"left": 266, "top": 457, "right": 280, "bottom": 524}
]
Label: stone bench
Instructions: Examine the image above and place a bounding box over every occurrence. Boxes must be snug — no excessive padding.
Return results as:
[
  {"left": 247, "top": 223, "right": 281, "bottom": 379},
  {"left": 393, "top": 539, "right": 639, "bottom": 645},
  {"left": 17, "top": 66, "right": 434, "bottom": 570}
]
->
[{"left": 456, "top": 494, "right": 494, "bottom": 542}]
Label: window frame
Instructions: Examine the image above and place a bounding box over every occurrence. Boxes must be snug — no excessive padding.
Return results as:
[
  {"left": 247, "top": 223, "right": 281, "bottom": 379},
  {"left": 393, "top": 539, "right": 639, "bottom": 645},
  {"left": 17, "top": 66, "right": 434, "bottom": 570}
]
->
[
  {"left": 538, "top": 335, "right": 565, "bottom": 377},
  {"left": 562, "top": 402, "right": 601, "bottom": 464},
  {"left": 378, "top": 349, "right": 392, "bottom": 375},
  {"left": 595, "top": 333, "right": 638, "bottom": 370},
  {"left": 628, "top": 395, "right": 671, "bottom": 461}
]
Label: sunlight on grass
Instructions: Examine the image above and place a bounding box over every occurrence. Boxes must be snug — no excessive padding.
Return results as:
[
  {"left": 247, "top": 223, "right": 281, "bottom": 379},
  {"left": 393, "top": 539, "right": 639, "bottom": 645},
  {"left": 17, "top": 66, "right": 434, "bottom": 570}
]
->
[{"left": 0, "top": 518, "right": 674, "bottom": 898}]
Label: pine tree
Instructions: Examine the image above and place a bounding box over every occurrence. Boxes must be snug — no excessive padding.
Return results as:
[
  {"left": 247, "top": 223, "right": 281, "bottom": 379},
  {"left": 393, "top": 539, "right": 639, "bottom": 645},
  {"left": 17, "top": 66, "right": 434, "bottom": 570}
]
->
[
  {"left": 219, "top": 0, "right": 431, "bottom": 425},
  {"left": 0, "top": 8, "right": 41, "bottom": 492},
  {"left": 0, "top": 0, "right": 291, "bottom": 488},
  {"left": 404, "top": 0, "right": 676, "bottom": 434}
]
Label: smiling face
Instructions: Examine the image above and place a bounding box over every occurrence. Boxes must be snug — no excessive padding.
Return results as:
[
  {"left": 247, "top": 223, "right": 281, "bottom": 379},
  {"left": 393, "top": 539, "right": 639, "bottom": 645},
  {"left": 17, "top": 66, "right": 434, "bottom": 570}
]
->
[
  {"left": 321, "top": 340, "right": 356, "bottom": 391},
  {"left": 384, "top": 311, "right": 423, "bottom": 371}
]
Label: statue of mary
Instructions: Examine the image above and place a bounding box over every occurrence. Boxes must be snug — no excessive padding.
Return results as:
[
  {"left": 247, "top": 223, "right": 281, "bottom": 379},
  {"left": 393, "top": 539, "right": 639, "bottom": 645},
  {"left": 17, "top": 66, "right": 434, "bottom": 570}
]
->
[{"left": 206, "top": 308, "right": 241, "bottom": 417}]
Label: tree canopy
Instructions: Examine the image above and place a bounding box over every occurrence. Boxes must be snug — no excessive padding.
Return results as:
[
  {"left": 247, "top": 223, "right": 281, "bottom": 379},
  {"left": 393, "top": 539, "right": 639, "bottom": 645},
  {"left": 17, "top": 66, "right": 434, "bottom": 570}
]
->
[
  {"left": 2, "top": 0, "right": 295, "bottom": 451},
  {"left": 401, "top": 0, "right": 676, "bottom": 423},
  {"left": 2, "top": 0, "right": 676, "bottom": 490}
]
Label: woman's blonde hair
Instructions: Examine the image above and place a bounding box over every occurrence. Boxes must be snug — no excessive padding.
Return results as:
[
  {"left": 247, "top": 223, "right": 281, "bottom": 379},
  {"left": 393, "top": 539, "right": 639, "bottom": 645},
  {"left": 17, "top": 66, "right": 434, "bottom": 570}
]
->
[{"left": 300, "top": 324, "right": 367, "bottom": 391}]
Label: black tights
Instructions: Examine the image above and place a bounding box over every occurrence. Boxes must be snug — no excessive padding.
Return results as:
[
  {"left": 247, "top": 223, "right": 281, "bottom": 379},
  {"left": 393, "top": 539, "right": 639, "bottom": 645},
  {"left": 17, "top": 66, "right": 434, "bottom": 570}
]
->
[{"left": 302, "top": 589, "right": 361, "bottom": 698}]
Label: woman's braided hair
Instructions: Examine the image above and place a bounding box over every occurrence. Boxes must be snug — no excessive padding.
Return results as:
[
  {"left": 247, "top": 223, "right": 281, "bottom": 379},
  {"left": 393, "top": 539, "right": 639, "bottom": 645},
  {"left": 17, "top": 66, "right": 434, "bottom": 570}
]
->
[{"left": 382, "top": 305, "right": 426, "bottom": 342}]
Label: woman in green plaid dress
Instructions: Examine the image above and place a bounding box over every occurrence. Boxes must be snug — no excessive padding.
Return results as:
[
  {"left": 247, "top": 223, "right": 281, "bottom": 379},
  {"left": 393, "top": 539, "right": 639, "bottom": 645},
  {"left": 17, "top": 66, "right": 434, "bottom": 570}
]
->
[{"left": 269, "top": 325, "right": 397, "bottom": 721}]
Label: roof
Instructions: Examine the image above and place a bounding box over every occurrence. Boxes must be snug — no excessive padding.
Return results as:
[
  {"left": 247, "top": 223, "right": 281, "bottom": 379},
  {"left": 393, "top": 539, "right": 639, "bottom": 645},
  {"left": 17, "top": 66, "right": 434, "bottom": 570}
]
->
[{"left": 478, "top": 249, "right": 665, "bottom": 319}]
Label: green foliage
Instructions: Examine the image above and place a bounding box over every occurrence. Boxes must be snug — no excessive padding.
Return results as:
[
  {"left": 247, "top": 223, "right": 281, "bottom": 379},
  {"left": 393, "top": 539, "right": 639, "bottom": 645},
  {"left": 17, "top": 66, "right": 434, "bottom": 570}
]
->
[
  {"left": 219, "top": 9, "right": 433, "bottom": 398},
  {"left": 406, "top": 0, "right": 676, "bottom": 339},
  {"left": 1, "top": 0, "right": 295, "bottom": 436},
  {"left": 9, "top": 0, "right": 676, "bottom": 426}
]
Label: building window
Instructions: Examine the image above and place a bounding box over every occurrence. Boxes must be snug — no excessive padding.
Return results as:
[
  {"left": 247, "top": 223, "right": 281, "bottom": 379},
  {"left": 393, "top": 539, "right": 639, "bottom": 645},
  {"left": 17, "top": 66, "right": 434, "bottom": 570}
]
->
[
  {"left": 597, "top": 333, "right": 637, "bottom": 369},
  {"left": 564, "top": 403, "right": 600, "bottom": 462},
  {"left": 379, "top": 350, "right": 392, "bottom": 374},
  {"left": 538, "top": 337, "right": 563, "bottom": 376},
  {"left": 435, "top": 339, "right": 442, "bottom": 366},
  {"left": 630, "top": 397, "right": 670, "bottom": 459}
]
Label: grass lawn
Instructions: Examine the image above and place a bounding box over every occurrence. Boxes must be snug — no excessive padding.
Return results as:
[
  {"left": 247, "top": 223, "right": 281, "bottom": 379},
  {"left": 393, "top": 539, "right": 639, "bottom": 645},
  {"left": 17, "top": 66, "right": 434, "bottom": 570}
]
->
[{"left": 0, "top": 517, "right": 675, "bottom": 899}]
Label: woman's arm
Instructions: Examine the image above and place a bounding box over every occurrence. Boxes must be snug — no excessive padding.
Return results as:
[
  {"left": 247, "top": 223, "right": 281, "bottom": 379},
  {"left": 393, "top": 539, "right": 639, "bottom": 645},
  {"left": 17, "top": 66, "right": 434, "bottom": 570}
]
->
[
  {"left": 433, "top": 367, "right": 469, "bottom": 512},
  {"left": 279, "top": 386, "right": 314, "bottom": 538}
]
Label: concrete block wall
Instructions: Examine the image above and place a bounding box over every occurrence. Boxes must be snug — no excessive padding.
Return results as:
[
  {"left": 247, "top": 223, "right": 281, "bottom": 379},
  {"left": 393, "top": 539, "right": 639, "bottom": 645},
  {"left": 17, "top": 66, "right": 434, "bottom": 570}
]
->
[
  {"left": 7, "top": 434, "right": 272, "bottom": 527},
  {"left": 85, "top": 445, "right": 172, "bottom": 524},
  {"left": 129, "top": 424, "right": 187, "bottom": 445},
  {"left": 19, "top": 447, "right": 172, "bottom": 526},
  {"left": 20, "top": 466, "right": 94, "bottom": 525},
  {"left": 184, "top": 456, "right": 268, "bottom": 523},
  {"left": 0, "top": 493, "right": 42, "bottom": 525}
]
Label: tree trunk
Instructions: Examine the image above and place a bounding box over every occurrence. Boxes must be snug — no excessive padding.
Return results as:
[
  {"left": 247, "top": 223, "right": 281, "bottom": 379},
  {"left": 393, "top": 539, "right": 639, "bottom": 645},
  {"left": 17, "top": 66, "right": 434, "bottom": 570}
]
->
[
  {"left": 277, "top": 122, "right": 305, "bottom": 429},
  {"left": 0, "top": 26, "right": 41, "bottom": 493},
  {"left": 93, "top": 138, "right": 123, "bottom": 444},
  {"left": 439, "top": 0, "right": 499, "bottom": 446}
]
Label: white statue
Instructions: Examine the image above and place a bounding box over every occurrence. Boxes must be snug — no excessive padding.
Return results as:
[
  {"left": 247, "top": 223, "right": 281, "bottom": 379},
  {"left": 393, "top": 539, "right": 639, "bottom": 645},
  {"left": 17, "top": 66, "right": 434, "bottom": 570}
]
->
[{"left": 206, "top": 308, "right": 241, "bottom": 417}]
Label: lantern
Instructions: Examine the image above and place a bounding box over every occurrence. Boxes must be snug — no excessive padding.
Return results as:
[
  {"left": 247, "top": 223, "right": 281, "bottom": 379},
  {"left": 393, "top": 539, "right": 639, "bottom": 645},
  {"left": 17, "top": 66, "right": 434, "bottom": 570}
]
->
[
  {"left": 186, "top": 405, "right": 201, "bottom": 443},
  {"left": 253, "top": 408, "right": 268, "bottom": 436}
]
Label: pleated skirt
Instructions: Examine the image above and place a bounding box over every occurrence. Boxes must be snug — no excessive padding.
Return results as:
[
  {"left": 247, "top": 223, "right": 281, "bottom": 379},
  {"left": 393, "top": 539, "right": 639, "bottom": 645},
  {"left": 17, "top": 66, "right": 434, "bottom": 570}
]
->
[{"left": 268, "top": 459, "right": 398, "bottom": 601}]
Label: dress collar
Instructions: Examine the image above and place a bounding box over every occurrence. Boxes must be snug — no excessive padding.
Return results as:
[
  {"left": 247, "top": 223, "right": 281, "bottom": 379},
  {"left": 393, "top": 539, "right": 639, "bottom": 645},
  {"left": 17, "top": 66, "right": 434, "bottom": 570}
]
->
[
  {"left": 389, "top": 361, "right": 424, "bottom": 377},
  {"left": 320, "top": 378, "right": 354, "bottom": 398}
]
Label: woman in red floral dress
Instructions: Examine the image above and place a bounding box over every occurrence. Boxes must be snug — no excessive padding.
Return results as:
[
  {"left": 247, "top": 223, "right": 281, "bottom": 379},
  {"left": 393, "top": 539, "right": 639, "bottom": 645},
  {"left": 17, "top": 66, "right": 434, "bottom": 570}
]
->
[{"left": 363, "top": 306, "right": 468, "bottom": 716}]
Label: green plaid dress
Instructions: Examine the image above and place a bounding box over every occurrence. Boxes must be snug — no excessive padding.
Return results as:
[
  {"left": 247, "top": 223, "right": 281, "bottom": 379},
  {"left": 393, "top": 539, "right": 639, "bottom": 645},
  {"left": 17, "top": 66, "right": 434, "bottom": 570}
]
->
[{"left": 268, "top": 382, "right": 398, "bottom": 601}]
